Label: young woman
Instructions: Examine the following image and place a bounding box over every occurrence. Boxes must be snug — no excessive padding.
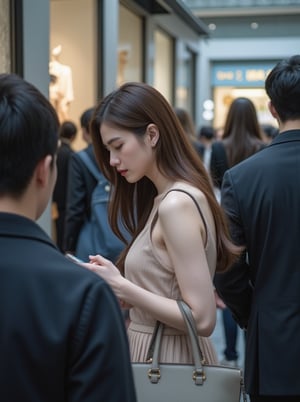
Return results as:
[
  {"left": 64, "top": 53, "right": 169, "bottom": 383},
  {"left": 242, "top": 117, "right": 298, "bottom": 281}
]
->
[
  {"left": 83, "top": 82, "right": 240, "bottom": 364},
  {"left": 210, "top": 97, "right": 266, "bottom": 188}
]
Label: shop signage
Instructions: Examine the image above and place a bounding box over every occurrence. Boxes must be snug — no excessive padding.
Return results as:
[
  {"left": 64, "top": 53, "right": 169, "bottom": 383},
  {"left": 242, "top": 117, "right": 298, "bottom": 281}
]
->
[{"left": 212, "top": 62, "right": 278, "bottom": 87}]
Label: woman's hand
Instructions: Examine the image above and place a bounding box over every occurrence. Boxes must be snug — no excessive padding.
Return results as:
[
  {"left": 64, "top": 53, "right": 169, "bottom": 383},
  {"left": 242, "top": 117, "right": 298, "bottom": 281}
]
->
[{"left": 82, "top": 254, "right": 125, "bottom": 300}]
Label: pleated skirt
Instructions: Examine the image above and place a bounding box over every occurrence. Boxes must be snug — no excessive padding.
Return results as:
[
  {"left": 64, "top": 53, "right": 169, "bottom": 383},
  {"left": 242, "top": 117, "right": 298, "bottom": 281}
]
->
[{"left": 128, "top": 322, "right": 218, "bottom": 364}]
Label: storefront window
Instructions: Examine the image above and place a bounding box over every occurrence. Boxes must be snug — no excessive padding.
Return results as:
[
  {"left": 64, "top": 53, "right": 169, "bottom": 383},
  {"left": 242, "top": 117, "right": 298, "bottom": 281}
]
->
[
  {"left": 50, "top": 0, "right": 97, "bottom": 150},
  {"left": 154, "top": 29, "right": 173, "bottom": 103},
  {"left": 176, "top": 45, "right": 196, "bottom": 114},
  {"left": 118, "top": 5, "right": 142, "bottom": 86},
  {"left": 212, "top": 62, "right": 278, "bottom": 128}
]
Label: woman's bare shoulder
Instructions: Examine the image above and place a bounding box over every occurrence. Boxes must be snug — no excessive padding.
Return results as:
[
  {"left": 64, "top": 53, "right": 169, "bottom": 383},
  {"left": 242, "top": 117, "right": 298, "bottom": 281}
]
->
[{"left": 159, "top": 183, "right": 206, "bottom": 215}]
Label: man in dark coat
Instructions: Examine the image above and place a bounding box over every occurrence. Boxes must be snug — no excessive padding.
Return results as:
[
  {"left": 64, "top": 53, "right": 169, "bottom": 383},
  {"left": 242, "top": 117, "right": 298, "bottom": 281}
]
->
[
  {"left": 0, "top": 73, "right": 136, "bottom": 402},
  {"left": 215, "top": 55, "right": 300, "bottom": 401},
  {"left": 52, "top": 120, "right": 76, "bottom": 251},
  {"left": 63, "top": 107, "right": 98, "bottom": 254}
]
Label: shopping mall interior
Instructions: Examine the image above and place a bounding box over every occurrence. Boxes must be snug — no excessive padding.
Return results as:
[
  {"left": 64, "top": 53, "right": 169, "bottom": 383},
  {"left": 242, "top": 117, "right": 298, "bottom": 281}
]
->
[{"left": 0, "top": 0, "right": 299, "bottom": 233}]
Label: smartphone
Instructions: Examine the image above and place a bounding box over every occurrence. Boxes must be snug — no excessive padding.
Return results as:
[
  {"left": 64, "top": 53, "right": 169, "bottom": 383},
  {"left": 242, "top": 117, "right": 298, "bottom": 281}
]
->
[{"left": 66, "top": 253, "right": 84, "bottom": 264}]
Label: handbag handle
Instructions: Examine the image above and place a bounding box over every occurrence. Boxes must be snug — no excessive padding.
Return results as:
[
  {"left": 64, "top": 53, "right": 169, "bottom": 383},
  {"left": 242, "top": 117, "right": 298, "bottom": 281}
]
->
[{"left": 147, "top": 301, "right": 206, "bottom": 385}]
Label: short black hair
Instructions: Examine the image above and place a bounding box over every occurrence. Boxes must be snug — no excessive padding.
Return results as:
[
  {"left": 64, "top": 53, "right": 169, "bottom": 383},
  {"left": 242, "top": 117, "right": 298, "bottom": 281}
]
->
[
  {"left": 265, "top": 55, "right": 300, "bottom": 122},
  {"left": 80, "top": 107, "right": 95, "bottom": 132},
  {"left": 0, "top": 73, "right": 59, "bottom": 197},
  {"left": 59, "top": 121, "right": 77, "bottom": 140},
  {"left": 198, "top": 126, "right": 215, "bottom": 140},
  {"left": 261, "top": 124, "right": 279, "bottom": 139}
]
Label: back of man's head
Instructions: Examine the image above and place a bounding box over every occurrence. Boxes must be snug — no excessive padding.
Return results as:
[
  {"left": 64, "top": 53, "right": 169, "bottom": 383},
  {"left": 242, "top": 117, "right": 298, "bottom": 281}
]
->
[
  {"left": 59, "top": 120, "right": 77, "bottom": 140},
  {"left": 265, "top": 55, "right": 300, "bottom": 123},
  {"left": 0, "top": 74, "right": 59, "bottom": 198},
  {"left": 80, "top": 107, "right": 95, "bottom": 132},
  {"left": 198, "top": 125, "right": 215, "bottom": 141}
]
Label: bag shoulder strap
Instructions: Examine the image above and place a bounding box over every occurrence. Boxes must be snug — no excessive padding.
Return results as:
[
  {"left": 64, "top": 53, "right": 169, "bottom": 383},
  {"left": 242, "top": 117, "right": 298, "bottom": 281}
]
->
[
  {"left": 164, "top": 188, "right": 208, "bottom": 246},
  {"left": 77, "top": 150, "right": 103, "bottom": 182},
  {"left": 146, "top": 301, "right": 206, "bottom": 385},
  {"left": 146, "top": 301, "right": 204, "bottom": 363},
  {"left": 177, "top": 300, "right": 204, "bottom": 362}
]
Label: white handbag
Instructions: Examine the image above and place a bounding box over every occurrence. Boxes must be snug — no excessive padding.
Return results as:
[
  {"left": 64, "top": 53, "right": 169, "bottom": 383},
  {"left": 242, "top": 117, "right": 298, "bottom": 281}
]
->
[{"left": 132, "top": 300, "right": 247, "bottom": 402}]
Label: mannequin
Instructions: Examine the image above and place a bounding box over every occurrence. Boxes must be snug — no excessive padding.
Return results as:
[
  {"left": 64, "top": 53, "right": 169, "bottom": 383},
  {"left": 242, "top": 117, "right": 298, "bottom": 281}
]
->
[{"left": 49, "top": 45, "right": 74, "bottom": 122}]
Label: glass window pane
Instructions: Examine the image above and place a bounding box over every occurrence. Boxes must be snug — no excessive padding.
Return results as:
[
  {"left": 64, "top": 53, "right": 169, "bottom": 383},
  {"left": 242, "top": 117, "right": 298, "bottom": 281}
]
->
[
  {"left": 154, "top": 29, "right": 173, "bottom": 103},
  {"left": 118, "top": 5, "right": 142, "bottom": 86},
  {"left": 176, "top": 46, "right": 196, "bottom": 113}
]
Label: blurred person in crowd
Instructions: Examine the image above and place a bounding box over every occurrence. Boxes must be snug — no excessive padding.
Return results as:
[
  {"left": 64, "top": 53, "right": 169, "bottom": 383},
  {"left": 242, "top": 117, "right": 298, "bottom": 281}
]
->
[
  {"left": 64, "top": 107, "right": 126, "bottom": 263},
  {"left": 52, "top": 120, "right": 77, "bottom": 251},
  {"left": 63, "top": 107, "right": 97, "bottom": 254},
  {"left": 198, "top": 125, "right": 216, "bottom": 171},
  {"left": 261, "top": 123, "right": 279, "bottom": 144},
  {"left": 174, "top": 106, "right": 205, "bottom": 159}
]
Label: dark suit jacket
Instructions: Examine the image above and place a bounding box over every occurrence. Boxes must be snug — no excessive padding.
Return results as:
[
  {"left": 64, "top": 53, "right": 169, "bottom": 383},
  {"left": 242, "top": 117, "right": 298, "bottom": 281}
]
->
[
  {"left": 0, "top": 212, "right": 136, "bottom": 402},
  {"left": 64, "top": 144, "right": 98, "bottom": 253},
  {"left": 215, "top": 130, "right": 300, "bottom": 396},
  {"left": 53, "top": 140, "right": 74, "bottom": 212},
  {"left": 53, "top": 140, "right": 74, "bottom": 250}
]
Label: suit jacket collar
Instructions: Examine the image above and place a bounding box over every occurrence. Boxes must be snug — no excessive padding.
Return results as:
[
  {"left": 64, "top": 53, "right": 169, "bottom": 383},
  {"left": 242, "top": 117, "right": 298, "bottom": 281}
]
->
[
  {"left": 271, "top": 129, "right": 300, "bottom": 146},
  {"left": 0, "top": 212, "right": 58, "bottom": 250}
]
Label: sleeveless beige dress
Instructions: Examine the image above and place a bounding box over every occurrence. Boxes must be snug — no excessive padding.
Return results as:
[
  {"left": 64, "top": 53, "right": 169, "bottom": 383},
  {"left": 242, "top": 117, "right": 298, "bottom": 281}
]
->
[{"left": 125, "top": 183, "right": 218, "bottom": 364}]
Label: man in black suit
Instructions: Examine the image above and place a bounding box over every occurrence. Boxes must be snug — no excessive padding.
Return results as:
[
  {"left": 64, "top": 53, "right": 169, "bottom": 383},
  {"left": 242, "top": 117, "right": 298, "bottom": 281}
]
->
[
  {"left": 53, "top": 120, "right": 76, "bottom": 251},
  {"left": 215, "top": 55, "right": 300, "bottom": 401},
  {"left": 63, "top": 107, "right": 97, "bottom": 255},
  {"left": 0, "top": 74, "right": 136, "bottom": 402}
]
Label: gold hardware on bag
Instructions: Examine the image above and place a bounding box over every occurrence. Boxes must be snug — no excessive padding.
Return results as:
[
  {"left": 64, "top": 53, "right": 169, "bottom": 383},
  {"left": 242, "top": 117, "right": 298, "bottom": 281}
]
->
[
  {"left": 148, "top": 368, "right": 161, "bottom": 381},
  {"left": 193, "top": 369, "right": 206, "bottom": 382}
]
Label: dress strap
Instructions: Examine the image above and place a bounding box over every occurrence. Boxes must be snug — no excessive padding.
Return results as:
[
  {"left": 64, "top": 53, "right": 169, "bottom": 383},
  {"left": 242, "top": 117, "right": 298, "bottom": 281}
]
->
[{"left": 164, "top": 189, "right": 208, "bottom": 246}]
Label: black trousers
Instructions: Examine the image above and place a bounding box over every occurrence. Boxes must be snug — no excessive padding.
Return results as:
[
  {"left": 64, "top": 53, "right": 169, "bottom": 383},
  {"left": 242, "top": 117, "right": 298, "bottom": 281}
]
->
[{"left": 250, "top": 395, "right": 300, "bottom": 402}]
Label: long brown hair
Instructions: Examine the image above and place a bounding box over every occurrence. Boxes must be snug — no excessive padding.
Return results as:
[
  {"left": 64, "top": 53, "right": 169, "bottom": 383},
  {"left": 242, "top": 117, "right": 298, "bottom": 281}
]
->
[
  {"left": 222, "top": 97, "right": 265, "bottom": 167},
  {"left": 90, "top": 82, "right": 240, "bottom": 273}
]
